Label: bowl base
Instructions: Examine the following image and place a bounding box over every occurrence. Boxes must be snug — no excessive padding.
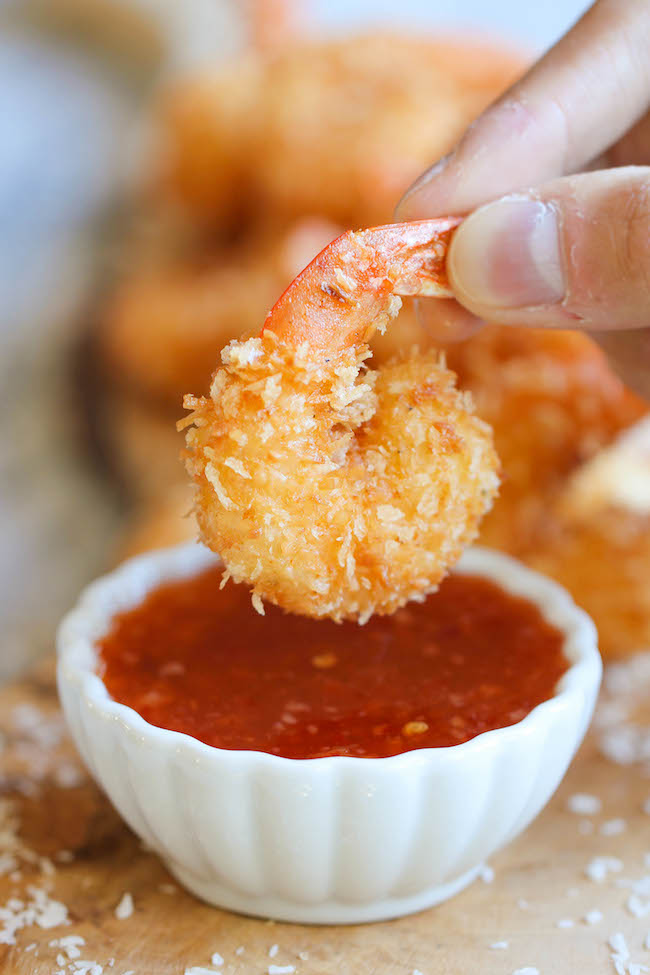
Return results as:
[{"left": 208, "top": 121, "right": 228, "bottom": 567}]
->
[{"left": 166, "top": 861, "right": 483, "bottom": 924}]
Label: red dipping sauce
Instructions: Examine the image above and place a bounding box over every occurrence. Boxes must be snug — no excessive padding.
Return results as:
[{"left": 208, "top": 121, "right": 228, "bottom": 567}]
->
[{"left": 98, "top": 567, "right": 568, "bottom": 760}]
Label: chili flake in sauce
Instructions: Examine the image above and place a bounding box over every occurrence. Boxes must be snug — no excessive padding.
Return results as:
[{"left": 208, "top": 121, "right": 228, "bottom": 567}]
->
[{"left": 98, "top": 567, "right": 568, "bottom": 759}]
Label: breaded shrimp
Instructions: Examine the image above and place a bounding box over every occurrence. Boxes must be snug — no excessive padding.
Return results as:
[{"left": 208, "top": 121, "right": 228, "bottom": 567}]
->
[
  {"left": 444, "top": 326, "right": 648, "bottom": 554},
  {"left": 157, "top": 33, "right": 525, "bottom": 228},
  {"left": 181, "top": 220, "right": 499, "bottom": 622},
  {"left": 526, "top": 419, "right": 650, "bottom": 659}
]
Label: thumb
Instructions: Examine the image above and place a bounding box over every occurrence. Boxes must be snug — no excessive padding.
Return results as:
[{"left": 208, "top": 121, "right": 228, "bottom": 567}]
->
[{"left": 447, "top": 166, "right": 650, "bottom": 332}]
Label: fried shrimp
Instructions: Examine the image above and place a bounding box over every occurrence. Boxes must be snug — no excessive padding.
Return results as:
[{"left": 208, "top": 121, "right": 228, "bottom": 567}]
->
[
  {"left": 181, "top": 220, "right": 499, "bottom": 622},
  {"left": 444, "top": 326, "right": 648, "bottom": 554},
  {"left": 526, "top": 419, "right": 650, "bottom": 660},
  {"left": 157, "top": 33, "right": 525, "bottom": 228}
]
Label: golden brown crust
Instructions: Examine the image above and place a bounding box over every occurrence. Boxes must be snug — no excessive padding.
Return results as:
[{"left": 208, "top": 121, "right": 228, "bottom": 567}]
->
[
  {"left": 182, "top": 334, "right": 499, "bottom": 621},
  {"left": 154, "top": 56, "right": 261, "bottom": 226},
  {"left": 527, "top": 504, "right": 650, "bottom": 660},
  {"left": 524, "top": 420, "right": 650, "bottom": 659},
  {"left": 444, "top": 326, "right": 648, "bottom": 553},
  {"left": 155, "top": 33, "right": 525, "bottom": 227}
]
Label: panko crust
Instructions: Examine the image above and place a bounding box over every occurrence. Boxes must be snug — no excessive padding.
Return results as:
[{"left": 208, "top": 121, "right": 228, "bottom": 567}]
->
[
  {"left": 445, "top": 326, "right": 648, "bottom": 553},
  {"left": 525, "top": 419, "right": 650, "bottom": 660},
  {"left": 157, "top": 33, "right": 525, "bottom": 227},
  {"left": 182, "top": 334, "right": 499, "bottom": 621},
  {"left": 528, "top": 505, "right": 650, "bottom": 660}
]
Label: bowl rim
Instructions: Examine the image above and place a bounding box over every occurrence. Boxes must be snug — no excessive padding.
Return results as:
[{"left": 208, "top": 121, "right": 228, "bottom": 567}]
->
[{"left": 56, "top": 541, "right": 601, "bottom": 771}]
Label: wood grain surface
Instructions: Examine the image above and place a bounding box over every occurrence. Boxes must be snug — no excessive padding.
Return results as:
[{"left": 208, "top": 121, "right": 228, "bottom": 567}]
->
[{"left": 1, "top": 656, "right": 649, "bottom": 975}]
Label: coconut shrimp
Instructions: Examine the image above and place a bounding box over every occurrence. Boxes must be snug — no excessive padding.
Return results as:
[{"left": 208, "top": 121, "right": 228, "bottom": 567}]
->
[
  {"left": 158, "top": 33, "right": 525, "bottom": 229},
  {"left": 444, "top": 326, "right": 648, "bottom": 554},
  {"left": 181, "top": 219, "right": 499, "bottom": 622},
  {"left": 526, "top": 419, "right": 650, "bottom": 660}
]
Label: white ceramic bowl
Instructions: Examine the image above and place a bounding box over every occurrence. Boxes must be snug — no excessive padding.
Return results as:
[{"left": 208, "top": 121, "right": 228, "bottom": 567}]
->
[{"left": 57, "top": 542, "right": 601, "bottom": 924}]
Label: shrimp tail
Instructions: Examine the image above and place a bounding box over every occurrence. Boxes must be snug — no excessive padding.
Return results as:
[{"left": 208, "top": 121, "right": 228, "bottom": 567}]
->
[{"left": 261, "top": 217, "right": 462, "bottom": 352}]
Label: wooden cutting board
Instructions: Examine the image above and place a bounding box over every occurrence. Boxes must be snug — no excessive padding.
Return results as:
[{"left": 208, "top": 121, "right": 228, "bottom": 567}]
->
[{"left": 1, "top": 656, "right": 649, "bottom": 975}]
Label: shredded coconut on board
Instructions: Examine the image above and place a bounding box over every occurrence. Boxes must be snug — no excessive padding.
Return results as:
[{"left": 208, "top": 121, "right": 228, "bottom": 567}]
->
[
  {"left": 567, "top": 793, "right": 602, "bottom": 815},
  {"left": 600, "top": 818, "right": 627, "bottom": 837},
  {"left": 596, "top": 654, "right": 650, "bottom": 766},
  {"left": 584, "top": 909, "right": 604, "bottom": 925},
  {"left": 585, "top": 856, "right": 624, "bottom": 882},
  {"left": 114, "top": 892, "right": 134, "bottom": 920}
]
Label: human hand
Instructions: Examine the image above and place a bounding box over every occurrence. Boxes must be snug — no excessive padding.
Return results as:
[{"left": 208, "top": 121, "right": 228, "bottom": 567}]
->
[{"left": 396, "top": 0, "right": 650, "bottom": 396}]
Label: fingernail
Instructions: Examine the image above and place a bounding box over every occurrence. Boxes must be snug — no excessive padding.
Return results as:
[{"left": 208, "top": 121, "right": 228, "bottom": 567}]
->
[{"left": 449, "top": 197, "right": 565, "bottom": 308}]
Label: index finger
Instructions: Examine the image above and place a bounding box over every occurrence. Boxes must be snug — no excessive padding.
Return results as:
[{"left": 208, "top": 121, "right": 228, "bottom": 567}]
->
[{"left": 397, "top": 0, "right": 650, "bottom": 220}]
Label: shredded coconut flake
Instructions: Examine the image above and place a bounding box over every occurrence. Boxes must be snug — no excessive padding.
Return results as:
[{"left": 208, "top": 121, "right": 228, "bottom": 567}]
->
[
  {"left": 628, "top": 895, "right": 650, "bottom": 918},
  {"left": 584, "top": 909, "right": 604, "bottom": 925},
  {"left": 51, "top": 935, "right": 85, "bottom": 960},
  {"left": 211, "top": 952, "right": 224, "bottom": 966},
  {"left": 114, "top": 892, "right": 133, "bottom": 920},
  {"left": 600, "top": 818, "right": 627, "bottom": 837},
  {"left": 223, "top": 457, "right": 251, "bottom": 479},
  {"left": 268, "top": 967, "right": 295, "bottom": 975},
  {"left": 609, "top": 932, "right": 630, "bottom": 967},
  {"left": 567, "top": 793, "right": 602, "bottom": 815},
  {"left": 490, "top": 941, "right": 509, "bottom": 949},
  {"left": 585, "top": 856, "right": 624, "bottom": 882}
]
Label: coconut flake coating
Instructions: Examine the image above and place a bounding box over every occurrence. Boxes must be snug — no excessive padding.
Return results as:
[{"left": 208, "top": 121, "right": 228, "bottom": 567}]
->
[{"left": 182, "top": 332, "right": 499, "bottom": 621}]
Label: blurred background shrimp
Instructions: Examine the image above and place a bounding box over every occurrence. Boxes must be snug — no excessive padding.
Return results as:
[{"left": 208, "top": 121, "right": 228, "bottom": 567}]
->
[{"left": 2, "top": 0, "right": 649, "bottom": 683}]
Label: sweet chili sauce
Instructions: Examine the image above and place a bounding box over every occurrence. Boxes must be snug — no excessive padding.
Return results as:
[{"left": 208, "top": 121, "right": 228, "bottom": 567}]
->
[{"left": 98, "top": 566, "right": 568, "bottom": 759}]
